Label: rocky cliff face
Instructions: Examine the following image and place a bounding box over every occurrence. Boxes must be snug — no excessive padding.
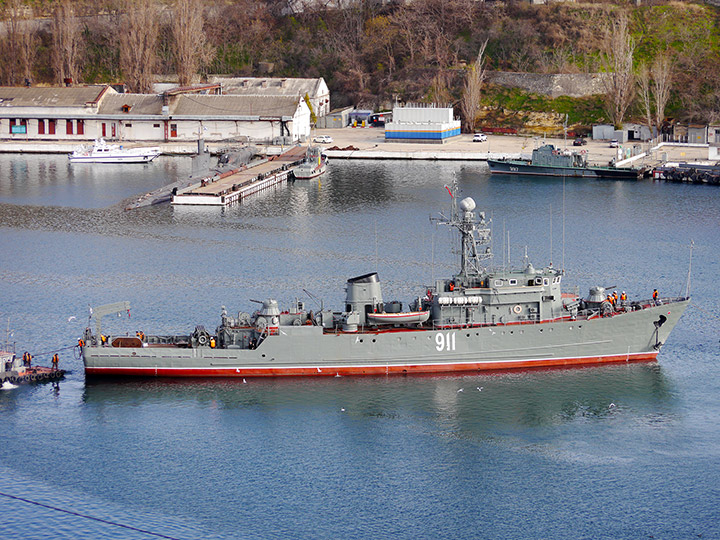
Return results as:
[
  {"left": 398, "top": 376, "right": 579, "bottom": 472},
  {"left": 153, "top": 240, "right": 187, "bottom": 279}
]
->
[{"left": 486, "top": 71, "right": 609, "bottom": 99}]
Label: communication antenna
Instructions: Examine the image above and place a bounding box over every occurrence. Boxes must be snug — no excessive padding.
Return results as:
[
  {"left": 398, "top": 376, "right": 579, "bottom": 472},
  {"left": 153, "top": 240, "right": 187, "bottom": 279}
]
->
[
  {"left": 562, "top": 177, "right": 566, "bottom": 273},
  {"left": 507, "top": 230, "right": 511, "bottom": 270},
  {"left": 375, "top": 221, "right": 378, "bottom": 272},
  {"left": 502, "top": 218, "right": 506, "bottom": 271},
  {"left": 684, "top": 240, "right": 694, "bottom": 298},
  {"left": 431, "top": 229, "right": 435, "bottom": 286},
  {"left": 549, "top": 203, "right": 553, "bottom": 266}
]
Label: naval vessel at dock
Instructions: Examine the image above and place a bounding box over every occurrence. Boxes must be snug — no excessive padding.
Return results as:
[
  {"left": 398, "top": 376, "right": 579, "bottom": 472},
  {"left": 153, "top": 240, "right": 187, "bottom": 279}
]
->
[
  {"left": 488, "top": 144, "right": 640, "bottom": 179},
  {"left": 81, "top": 184, "right": 688, "bottom": 378}
]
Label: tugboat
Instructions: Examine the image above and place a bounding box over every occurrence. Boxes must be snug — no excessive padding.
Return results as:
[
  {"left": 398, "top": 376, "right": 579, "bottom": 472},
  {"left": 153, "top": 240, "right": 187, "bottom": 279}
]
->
[
  {"left": 488, "top": 144, "right": 639, "bottom": 179},
  {"left": 292, "top": 146, "right": 328, "bottom": 179},
  {"left": 1, "top": 322, "right": 65, "bottom": 386},
  {"left": 81, "top": 184, "right": 688, "bottom": 378}
]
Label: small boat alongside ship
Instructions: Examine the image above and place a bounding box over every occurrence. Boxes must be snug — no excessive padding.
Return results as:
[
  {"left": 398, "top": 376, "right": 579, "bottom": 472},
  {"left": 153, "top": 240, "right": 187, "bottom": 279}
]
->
[
  {"left": 488, "top": 144, "right": 640, "bottom": 179},
  {"left": 80, "top": 183, "right": 688, "bottom": 378},
  {"left": 292, "top": 146, "right": 327, "bottom": 179},
  {"left": 69, "top": 138, "right": 161, "bottom": 164},
  {"left": 1, "top": 326, "right": 65, "bottom": 387}
]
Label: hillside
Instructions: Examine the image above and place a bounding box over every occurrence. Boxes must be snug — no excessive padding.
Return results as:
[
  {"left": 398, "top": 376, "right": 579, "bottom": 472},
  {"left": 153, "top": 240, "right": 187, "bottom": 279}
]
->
[{"left": 1, "top": 0, "right": 719, "bottom": 129}]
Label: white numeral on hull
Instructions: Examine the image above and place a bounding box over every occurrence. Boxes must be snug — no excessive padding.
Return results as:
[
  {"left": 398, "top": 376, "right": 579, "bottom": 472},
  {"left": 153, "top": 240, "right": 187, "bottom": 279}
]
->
[{"left": 435, "top": 332, "right": 456, "bottom": 352}]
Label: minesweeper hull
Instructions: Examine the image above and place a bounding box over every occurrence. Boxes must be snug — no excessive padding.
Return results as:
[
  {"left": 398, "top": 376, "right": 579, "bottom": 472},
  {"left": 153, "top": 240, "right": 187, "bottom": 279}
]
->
[
  {"left": 488, "top": 160, "right": 638, "bottom": 180},
  {"left": 83, "top": 300, "right": 688, "bottom": 377}
]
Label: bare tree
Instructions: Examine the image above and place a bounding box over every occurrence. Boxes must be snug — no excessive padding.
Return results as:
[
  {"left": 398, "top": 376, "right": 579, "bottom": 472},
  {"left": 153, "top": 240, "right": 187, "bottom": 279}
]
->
[
  {"left": 18, "top": 19, "right": 39, "bottom": 84},
  {"left": 637, "top": 63, "right": 653, "bottom": 137},
  {"left": 119, "top": 0, "right": 159, "bottom": 93},
  {"left": 173, "top": 0, "right": 215, "bottom": 86},
  {"left": 600, "top": 13, "right": 635, "bottom": 129},
  {"left": 651, "top": 53, "right": 673, "bottom": 134},
  {"left": 51, "top": 0, "right": 84, "bottom": 85},
  {"left": 0, "top": 0, "right": 35, "bottom": 85},
  {"left": 460, "top": 41, "right": 488, "bottom": 133}
]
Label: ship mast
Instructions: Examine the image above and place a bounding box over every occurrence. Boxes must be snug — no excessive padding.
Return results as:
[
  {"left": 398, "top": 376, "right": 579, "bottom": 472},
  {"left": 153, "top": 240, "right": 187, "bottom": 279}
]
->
[{"left": 433, "top": 181, "right": 492, "bottom": 277}]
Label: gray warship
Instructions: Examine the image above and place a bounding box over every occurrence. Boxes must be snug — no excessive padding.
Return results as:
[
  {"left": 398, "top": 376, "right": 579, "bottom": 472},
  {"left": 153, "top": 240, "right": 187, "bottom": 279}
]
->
[
  {"left": 81, "top": 186, "right": 688, "bottom": 377},
  {"left": 488, "top": 144, "right": 640, "bottom": 179}
]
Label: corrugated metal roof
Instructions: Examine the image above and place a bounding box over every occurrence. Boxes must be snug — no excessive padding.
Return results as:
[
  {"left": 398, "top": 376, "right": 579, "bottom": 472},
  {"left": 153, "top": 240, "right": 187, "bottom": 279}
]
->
[
  {"left": 171, "top": 95, "right": 301, "bottom": 117},
  {"left": 0, "top": 86, "right": 112, "bottom": 107},
  {"left": 210, "top": 77, "right": 323, "bottom": 97},
  {"left": 98, "top": 94, "right": 164, "bottom": 115}
]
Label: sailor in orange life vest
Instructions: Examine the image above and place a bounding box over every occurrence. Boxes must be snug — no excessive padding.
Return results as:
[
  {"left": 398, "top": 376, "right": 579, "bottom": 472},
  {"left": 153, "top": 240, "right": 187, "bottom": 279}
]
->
[
  {"left": 52, "top": 353, "right": 59, "bottom": 371},
  {"left": 653, "top": 289, "right": 659, "bottom": 304},
  {"left": 77, "top": 338, "right": 84, "bottom": 348}
]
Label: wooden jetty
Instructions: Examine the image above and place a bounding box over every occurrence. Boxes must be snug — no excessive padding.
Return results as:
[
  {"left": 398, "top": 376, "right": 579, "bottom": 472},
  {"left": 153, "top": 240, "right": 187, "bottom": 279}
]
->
[{"left": 172, "top": 146, "right": 307, "bottom": 207}]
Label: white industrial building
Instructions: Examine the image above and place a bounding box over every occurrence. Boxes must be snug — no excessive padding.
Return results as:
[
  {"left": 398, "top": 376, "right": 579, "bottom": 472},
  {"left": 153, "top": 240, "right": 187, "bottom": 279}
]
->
[
  {"left": 208, "top": 76, "right": 330, "bottom": 119},
  {"left": 0, "top": 85, "right": 312, "bottom": 144},
  {"left": 384, "top": 105, "right": 461, "bottom": 143}
]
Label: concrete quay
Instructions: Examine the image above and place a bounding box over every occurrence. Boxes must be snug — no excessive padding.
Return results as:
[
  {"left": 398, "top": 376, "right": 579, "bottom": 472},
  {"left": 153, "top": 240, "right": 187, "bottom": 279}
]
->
[{"left": 0, "top": 129, "right": 712, "bottom": 168}]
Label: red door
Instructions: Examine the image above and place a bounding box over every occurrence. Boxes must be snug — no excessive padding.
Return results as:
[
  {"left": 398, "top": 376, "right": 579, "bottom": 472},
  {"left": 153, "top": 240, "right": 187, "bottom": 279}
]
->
[{"left": 101, "top": 123, "right": 106, "bottom": 137}]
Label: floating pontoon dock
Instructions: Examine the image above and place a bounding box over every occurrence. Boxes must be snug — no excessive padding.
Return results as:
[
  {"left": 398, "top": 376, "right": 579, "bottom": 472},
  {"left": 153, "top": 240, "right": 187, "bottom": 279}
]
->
[{"left": 172, "top": 146, "right": 307, "bottom": 206}]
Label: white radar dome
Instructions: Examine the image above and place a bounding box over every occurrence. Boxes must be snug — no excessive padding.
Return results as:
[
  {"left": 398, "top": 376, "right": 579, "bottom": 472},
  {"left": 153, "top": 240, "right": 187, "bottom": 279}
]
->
[{"left": 459, "top": 197, "right": 476, "bottom": 212}]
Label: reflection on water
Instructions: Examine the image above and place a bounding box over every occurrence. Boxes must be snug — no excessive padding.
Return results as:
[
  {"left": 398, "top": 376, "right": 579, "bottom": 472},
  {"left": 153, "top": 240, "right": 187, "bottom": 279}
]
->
[{"left": 82, "top": 363, "right": 674, "bottom": 431}]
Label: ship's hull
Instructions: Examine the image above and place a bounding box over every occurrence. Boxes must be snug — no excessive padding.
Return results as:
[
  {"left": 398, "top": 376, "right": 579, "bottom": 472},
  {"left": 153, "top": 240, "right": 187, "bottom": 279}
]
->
[
  {"left": 488, "top": 159, "right": 638, "bottom": 180},
  {"left": 83, "top": 300, "right": 688, "bottom": 377},
  {"left": 293, "top": 162, "right": 327, "bottom": 179}
]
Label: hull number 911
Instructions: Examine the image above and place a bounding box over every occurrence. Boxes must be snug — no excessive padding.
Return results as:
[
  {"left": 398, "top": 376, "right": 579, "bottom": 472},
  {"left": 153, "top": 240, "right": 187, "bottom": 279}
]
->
[{"left": 435, "top": 332, "right": 456, "bottom": 352}]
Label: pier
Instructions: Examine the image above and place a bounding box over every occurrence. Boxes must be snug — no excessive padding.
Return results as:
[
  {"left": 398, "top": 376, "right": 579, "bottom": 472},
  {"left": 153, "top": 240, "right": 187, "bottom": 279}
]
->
[{"left": 171, "top": 146, "right": 306, "bottom": 207}]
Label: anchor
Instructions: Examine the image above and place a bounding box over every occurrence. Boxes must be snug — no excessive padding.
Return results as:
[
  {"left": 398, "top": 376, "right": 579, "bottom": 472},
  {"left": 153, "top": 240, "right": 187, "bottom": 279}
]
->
[{"left": 653, "top": 315, "right": 667, "bottom": 349}]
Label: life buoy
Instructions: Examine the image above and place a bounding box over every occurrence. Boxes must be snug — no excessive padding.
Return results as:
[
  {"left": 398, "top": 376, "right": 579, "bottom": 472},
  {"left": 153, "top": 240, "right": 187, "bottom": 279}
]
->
[
  {"left": 513, "top": 305, "right": 522, "bottom": 314},
  {"left": 198, "top": 334, "right": 208, "bottom": 346}
]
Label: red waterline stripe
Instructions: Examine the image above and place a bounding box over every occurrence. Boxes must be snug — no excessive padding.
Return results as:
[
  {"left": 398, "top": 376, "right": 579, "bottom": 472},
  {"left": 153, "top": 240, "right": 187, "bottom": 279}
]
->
[{"left": 85, "top": 351, "right": 658, "bottom": 377}]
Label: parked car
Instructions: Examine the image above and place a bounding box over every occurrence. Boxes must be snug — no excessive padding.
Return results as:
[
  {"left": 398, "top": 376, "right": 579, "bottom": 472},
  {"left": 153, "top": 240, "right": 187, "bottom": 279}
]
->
[
  {"left": 472, "top": 133, "right": 487, "bottom": 142},
  {"left": 609, "top": 139, "right": 619, "bottom": 148},
  {"left": 313, "top": 135, "right": 333, "bottom": 144},
  {"left": 573, "top": 137, "right": 587, "bottom": 146}
]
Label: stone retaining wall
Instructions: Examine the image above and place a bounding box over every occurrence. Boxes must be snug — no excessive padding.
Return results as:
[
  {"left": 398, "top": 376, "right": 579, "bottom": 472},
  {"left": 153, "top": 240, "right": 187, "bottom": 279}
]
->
[{"left": 486, "top": 71, "right": 608, "bottom": 98}]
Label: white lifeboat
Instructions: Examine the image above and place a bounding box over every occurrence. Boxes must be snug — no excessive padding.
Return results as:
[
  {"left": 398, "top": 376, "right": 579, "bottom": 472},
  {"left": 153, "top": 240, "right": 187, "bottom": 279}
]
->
[{"left": 366, "top": 310, "right": 430, "bottom": 325}]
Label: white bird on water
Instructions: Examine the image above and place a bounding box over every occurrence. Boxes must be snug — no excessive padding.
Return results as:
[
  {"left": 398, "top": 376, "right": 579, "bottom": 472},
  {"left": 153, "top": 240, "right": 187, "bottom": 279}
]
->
[
  {"left": 242, "top": 378, "right": 247, "bottom": 384},
  {"left": 477, "top": 387, "right": 483, "bottom": 392},
  {"left": 457, "top": 388, "right": 464, "bottom": 393},
  {"left": 67, "top": 316, "right": 76, "bottom": 322}
]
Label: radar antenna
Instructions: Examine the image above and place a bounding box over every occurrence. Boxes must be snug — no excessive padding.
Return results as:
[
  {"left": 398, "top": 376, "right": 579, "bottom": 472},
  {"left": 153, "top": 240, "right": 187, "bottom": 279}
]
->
[{"left": 431, "top": 179, "right": 492, "bottom": 277}]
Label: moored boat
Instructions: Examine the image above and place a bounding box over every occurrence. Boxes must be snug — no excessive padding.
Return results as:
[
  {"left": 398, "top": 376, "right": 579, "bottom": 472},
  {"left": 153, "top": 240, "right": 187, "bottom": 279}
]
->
[
  {"left": 488, "top": 144, "right": 639, "bottom": 179},
  {"left": 80, "top": 184, "right": 688, "bottom": 378},
  {"left": 69, "top": 138, "right": 161, "bottom": 164},
  {"left": 293, "top": 146, "right": 327, "bottom": 179}
]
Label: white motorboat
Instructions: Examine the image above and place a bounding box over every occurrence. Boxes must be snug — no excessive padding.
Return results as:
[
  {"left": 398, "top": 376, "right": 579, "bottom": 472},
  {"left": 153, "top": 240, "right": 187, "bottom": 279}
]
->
[{"left": 69, "top": 139, "right": 161, "bottom": 163}]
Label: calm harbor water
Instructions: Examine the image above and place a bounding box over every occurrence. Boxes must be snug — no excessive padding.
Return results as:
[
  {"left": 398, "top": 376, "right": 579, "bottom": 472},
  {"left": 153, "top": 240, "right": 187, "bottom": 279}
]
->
[{"left": 1, "top": 153, "right": 719, "bottom": 539}]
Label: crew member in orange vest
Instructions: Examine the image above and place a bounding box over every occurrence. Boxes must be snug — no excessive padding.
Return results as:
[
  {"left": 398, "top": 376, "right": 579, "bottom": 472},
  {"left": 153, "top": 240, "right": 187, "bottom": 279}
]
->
[
  {"left": 652, "top": 289, "right": 659, "bottom": 304},
  {"left": 52, "top": 353, "right": 59, "bottom": 371}
]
